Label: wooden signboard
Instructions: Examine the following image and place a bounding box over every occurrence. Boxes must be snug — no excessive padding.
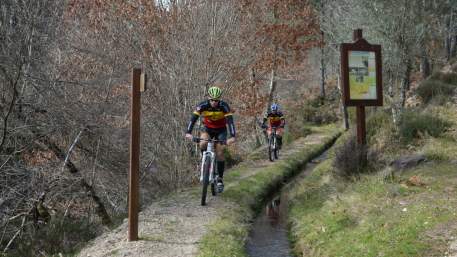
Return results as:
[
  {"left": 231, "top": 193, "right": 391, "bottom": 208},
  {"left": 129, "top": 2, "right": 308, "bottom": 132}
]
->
[
  {"left": 340, "top": 29, "right": 383, "bottom": 145},
  {"left": 341, "top": 30, "right": 383, "bottom": 106}
]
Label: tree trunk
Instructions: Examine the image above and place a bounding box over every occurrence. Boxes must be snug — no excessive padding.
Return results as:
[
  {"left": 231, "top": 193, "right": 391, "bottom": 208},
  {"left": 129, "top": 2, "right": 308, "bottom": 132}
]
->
[
  {"left": 337, "top": 75, "right": 349, "bottom": 130},
  {"left": 400, "top": 59, "right": 411, "bottom": 107},
  {"left": 250, "top": 69, "right": 263, "bottom": 147},
  {"left": 266, "top": 68, "right": 277, "bottom": 111},
  {"left": 342, "top": 105, "right": 349, "bottom": 130},
  {"left": 266, "top": 2, "right": 278, "bottom": 113},
  {"left": 445, "top": 13, "right": 453, "bottom": 61},
  {"left": 451, "top": 34, "right": 457, "bottom": 59},
  {"left": 320, "top": 31, "right": 326, "bottom": 98},
  {"left": 0, "top": 66, "right": 22, "bottom": 152},
  {"left": 420, "top": 49, "right": 431, "bottom": 79}
]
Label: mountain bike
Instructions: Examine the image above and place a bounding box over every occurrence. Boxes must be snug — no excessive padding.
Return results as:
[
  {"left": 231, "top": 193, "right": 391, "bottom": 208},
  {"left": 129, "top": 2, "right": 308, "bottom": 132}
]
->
[
  {"left": 192, "top": 137, "right": 224, "bottom": 206},
  {"left": 267, "top": 127, "right": 280, "bottom": 162}
]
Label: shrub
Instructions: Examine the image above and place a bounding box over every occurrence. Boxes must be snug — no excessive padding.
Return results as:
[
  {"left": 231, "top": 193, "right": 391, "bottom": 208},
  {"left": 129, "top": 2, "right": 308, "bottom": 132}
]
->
[
  {"left": 366, "top": 110, "right": 392, "bottom": 142},
  {"left": 6, "top": 215, "right": 98, "bottom": 257},
  {"left": 224, "top": 148, "right": 242, "bottom": 168},
  {"left": 416, "top": 79, "right": 456, "bottom": 103},
  {"left": 399, "top": 111, "right": 451, "bottom": 143},
  {"left": 333, "top": 134, "right": 369, "bottom": 178},
  {"left": 430, "top": 71, "right": 457, "bottom": 85},
  {"left": 283, "top": 126, "right": 311, "bottom": 144},
  {"left": 423, "top": 138, "right": 457, "bottom": 161},
  {"left": 301, "top": 97, "right": 339, "bottom": 125}
]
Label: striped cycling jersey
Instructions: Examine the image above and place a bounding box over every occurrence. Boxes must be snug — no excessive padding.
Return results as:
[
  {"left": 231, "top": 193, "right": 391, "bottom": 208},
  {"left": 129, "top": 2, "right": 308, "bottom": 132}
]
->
[
  {"left": 263, "top": 111, "right": 285, "bottom": 127},
  {"left": 186, "top": 100, "right": 236, "bottom": 137}
]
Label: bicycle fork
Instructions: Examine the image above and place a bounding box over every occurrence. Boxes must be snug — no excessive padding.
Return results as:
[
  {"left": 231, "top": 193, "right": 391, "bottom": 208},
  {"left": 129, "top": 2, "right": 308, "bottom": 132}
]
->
[{"left": 200, "top": 150, "right": 216, "bottom": 182}]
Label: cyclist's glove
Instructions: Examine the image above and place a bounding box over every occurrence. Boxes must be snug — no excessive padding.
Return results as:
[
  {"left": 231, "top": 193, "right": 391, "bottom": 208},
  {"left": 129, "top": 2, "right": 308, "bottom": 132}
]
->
[{"left": 261, "top": 124, "right": 267, "bottom": 129}]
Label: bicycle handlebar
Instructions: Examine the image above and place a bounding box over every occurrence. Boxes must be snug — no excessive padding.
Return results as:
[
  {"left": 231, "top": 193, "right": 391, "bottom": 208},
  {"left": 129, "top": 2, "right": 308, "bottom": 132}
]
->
[
  {"left": 192, "top": 137, "right": 226, "bottom": 144},
  {"left": 264, "top": 126, "right": 282, "bottom": 130}
]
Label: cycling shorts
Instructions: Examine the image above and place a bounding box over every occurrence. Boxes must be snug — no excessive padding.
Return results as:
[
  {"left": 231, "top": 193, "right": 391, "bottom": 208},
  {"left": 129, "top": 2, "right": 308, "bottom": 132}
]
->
[{"left": 200, "top": 127, "right": 227, "bottom": 143}]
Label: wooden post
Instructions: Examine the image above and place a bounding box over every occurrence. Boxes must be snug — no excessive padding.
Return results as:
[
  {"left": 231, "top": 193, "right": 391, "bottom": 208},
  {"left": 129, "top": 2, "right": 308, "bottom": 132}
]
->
[
  {"left": 353, "top": 29, "right": 363, "bottom": 41},
  {"left": 356, "top": 106, "right": 366, "bottom": 145},
  {"left": 128, "top": 68, "right": 141, "bottom": 241}
]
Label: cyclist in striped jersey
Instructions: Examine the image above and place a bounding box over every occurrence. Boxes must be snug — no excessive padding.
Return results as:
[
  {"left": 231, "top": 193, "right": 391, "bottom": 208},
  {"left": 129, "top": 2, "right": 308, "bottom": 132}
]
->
[{"left": 185, "top": 86, "right": 236, "bottom": 192}]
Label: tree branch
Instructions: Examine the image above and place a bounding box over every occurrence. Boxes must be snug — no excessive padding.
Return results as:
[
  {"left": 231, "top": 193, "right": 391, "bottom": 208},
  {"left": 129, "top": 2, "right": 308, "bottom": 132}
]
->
[{"left": 0, "top": 65, "right": 22, "bottom": 152}]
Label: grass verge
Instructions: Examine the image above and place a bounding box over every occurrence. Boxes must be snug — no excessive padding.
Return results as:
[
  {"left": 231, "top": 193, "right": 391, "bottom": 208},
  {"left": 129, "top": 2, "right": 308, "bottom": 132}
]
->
[
  {"left": 288, "top": 141, "right": 457, "bottom": 257},
  {"left": 197, "top": 125, "right": 342, "bottom": 257}
]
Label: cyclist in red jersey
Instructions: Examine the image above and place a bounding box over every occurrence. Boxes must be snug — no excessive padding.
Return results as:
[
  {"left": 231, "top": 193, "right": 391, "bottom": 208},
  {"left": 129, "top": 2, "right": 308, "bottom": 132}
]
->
[
  {"left": 261, "top": 103, "right": 285, "bottom": 149},
  {"left": 185, "top": 86, "right": 236, "bottom": 192}
]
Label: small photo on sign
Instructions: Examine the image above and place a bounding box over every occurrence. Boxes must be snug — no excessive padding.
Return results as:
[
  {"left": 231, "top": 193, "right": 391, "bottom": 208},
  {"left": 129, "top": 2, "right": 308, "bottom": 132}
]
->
[{"left": 348, "top": 51, "right": 377, "bottom": 100}]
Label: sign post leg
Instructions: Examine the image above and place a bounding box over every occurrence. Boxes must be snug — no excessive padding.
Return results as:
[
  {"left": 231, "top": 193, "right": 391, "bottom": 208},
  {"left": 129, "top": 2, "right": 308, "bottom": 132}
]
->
[{"left": 356, "top": 106, "right": 366, "bottom": 145}]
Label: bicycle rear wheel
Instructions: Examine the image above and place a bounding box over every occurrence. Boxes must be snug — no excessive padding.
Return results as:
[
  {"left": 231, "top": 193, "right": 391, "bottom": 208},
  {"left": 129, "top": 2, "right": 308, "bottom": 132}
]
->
[{"left": 201, "top": 156, "right": 211, "bottom": 206}]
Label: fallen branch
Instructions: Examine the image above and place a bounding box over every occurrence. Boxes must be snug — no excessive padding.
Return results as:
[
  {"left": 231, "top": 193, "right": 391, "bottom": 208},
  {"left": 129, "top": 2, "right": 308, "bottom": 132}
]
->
[
  {"left": 62, "top": 128, "right": 86, "bottom": 172},
  {"left": 3, "top": 215, "right": 26, "bottom": 253}
]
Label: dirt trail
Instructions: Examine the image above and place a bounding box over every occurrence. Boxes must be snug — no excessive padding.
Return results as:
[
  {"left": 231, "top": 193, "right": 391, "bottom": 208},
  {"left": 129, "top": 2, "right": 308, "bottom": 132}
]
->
[
  {"left": 77, "top": 191, "right": 233, "bottom": 257},
  {"left": 77, "top": 133, "right": 327, "bottom": 257}
]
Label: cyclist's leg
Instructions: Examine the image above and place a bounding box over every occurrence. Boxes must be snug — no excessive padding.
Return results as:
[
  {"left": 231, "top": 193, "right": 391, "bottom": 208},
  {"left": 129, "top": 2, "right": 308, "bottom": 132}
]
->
[
  {"left": 266, "top": 126, "right": 272, "bottom": 137},
  {"left": 276, "top": 128, "right": 284, "bottom": 137},
  {"left": 215, "top": 129, "right": 227, "bottom": 177},
  {"left": 215, "top": 129, "right": 227, "bottom": 192},
  {"left": 277, "top": 128, "right": 284, "bottom": 148},
  {"left": 199, "top": 128, "right": 210, "bottom": 152}
]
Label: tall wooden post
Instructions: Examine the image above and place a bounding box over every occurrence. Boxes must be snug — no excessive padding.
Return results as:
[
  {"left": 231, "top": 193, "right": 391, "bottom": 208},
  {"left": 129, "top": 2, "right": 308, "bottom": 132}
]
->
[{"left": 128, "top": 68, "right": 141, "bottom": 241}]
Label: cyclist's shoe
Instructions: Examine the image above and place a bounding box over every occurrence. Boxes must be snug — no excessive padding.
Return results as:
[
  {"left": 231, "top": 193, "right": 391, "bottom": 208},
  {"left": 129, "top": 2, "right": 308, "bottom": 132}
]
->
[{"left": 217, "top": 178, "right": 224, "bottom": 193}]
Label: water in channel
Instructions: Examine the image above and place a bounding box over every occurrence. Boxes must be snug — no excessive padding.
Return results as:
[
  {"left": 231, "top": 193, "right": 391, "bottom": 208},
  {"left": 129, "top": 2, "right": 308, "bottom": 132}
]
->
[{"left": 245, "top": 150, "right": 329, "bottom": 257}]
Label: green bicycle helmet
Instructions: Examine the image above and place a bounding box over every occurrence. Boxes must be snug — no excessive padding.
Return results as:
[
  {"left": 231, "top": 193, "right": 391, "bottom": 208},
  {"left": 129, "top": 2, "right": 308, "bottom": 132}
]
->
[{"left": 208, "top": 86, "right": 223, "bottom": 100}]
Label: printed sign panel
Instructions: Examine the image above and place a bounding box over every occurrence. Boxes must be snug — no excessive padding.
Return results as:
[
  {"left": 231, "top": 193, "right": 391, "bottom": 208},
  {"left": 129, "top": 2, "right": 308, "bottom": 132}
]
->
[
  {"left": 348, "top": 51, "right": 377, "bottom": 100},
  {"left": 340, "top": 39, "right": 382, "bottom": 106}
]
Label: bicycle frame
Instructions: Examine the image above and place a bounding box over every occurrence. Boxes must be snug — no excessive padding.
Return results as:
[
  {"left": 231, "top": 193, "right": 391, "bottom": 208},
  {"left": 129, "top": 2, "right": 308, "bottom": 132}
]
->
[
  {"left": 267, "top": 127, "right": 278, "bottom": 149},
  {"left": 193, "top": 137, "right": 225, "bottom": 205},
  {"left": 267, "top": 127, "right": 279, "bottom": 161},
  {"left": 200, "top": 141, "right": 217, "bottom": 182}
]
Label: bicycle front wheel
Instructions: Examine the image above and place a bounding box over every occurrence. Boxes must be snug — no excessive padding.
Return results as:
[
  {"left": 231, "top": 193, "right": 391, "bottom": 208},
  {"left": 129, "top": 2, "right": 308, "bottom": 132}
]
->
[
  {"left": 273, "top": 136, "right": 279, "bottom": 159},
  {"left": 268, "top": 136, "right": 275, "bottom": 162},
  {"left": 201, "top": 156, "right": 211, "bottom": 206}
]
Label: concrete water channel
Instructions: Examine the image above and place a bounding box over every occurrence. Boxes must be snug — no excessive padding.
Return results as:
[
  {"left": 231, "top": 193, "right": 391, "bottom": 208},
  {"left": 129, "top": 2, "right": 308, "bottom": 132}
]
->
[{"left": 246, "top": 150, "right": 330, "bottom": 257}]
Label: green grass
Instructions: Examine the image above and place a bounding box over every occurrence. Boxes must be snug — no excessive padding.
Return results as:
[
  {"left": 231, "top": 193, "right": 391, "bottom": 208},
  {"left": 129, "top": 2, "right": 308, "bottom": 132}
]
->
[
  {"left": 423, "top": 137, "right": 457, "bottom": 161},
  {"left": 198, "top": 204, "right": 251, "bottom": 257},
  {"left": 287, "top": 66, "right": 457, "bottom": 257},
  {"left": 198, "top": 125, "right": 342, "bottom": 257},
  {"left": 289, "top": 153, "right": 457, "bottom": 257}
]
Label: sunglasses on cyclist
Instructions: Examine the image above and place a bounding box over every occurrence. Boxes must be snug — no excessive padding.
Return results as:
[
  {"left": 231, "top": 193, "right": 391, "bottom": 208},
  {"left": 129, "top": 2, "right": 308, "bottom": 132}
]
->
[{"left": 209, "top": 99, "right": 220, "bottom": 102}]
